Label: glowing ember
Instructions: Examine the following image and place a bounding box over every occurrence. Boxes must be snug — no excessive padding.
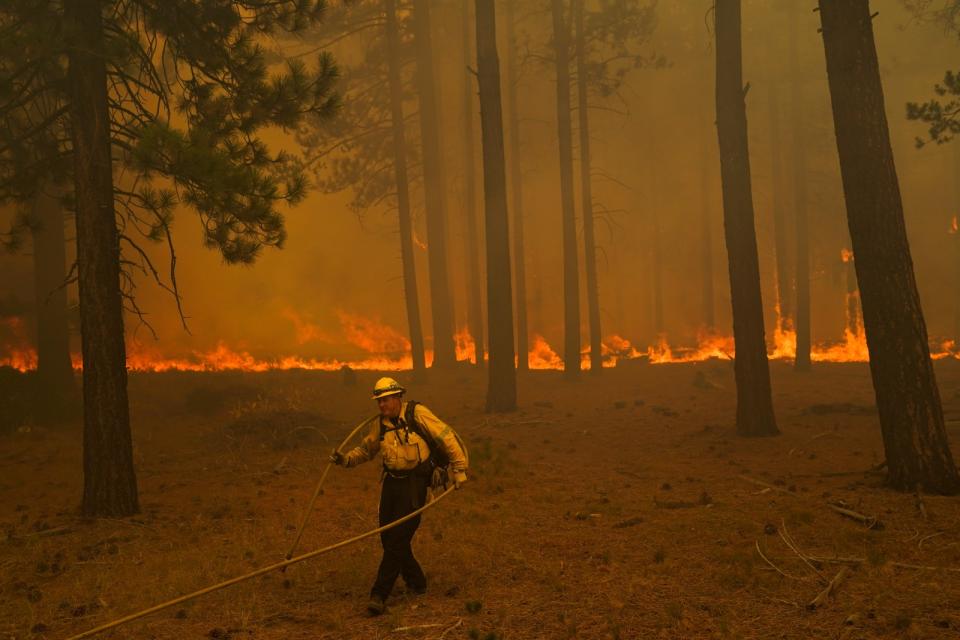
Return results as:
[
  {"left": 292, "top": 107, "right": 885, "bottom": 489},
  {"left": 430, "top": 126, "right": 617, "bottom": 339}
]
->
[
  {"left": 840, "top": 247, "right": 854, "bottom": 263},
  {"left": 951, "top": 216, "right": 959, "bottom": 235}
]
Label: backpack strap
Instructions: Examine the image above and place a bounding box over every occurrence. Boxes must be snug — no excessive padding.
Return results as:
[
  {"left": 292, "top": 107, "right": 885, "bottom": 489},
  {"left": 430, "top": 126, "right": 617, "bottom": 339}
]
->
[{"left": 405, "top": 400, "right": 442, "bottom": 451}]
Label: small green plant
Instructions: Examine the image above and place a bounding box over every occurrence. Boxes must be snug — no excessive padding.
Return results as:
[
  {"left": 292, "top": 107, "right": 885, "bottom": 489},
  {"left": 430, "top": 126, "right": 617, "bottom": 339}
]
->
[
  {"left": 465, "top": 600, "right": 483, "bottom": 614},
  {"left": 653, "top": 548, "right": 666, "bottom": 564}
]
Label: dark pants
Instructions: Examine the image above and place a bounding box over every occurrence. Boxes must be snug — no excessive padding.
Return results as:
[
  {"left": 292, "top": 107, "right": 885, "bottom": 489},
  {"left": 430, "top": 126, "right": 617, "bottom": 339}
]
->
[{"left": 371, "top": 471, "right": 429, "bottom": 600}]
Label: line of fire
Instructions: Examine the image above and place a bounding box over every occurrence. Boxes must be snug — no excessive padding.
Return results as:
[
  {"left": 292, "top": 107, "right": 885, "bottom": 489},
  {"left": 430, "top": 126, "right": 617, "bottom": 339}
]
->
[{"left": 2, "top": 1, "right": 960, "bottom": 639}]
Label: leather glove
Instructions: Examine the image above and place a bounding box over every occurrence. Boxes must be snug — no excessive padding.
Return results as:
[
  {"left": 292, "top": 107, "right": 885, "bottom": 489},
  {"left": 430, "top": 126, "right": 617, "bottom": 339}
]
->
[
  {"left": 452, "top": 471, "right": 467, "bottom": 490},
  {"left": 329, "top": 450, "right": 344, "bottom": 466},
  {"left": 430, "top": 467, "right": 448, "bottom": 491}
]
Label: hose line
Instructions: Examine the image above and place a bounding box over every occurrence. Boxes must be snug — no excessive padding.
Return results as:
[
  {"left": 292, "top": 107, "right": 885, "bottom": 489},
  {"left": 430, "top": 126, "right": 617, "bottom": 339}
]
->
[{"left": 64, "top": 485, "right": 456, "bottom": 640}]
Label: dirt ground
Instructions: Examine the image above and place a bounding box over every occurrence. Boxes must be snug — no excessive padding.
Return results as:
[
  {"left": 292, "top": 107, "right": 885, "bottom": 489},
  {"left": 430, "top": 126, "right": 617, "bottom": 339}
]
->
[{"left": 2, "top": 360, "right": 960, "bottom": 640}]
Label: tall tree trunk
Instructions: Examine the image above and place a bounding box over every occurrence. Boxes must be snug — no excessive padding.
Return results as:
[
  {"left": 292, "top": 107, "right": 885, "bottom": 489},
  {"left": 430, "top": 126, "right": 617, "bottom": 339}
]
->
[
  {"left": 505, "top": 0, "right": 529, "bottom": 371},
  {"left": 953, "top": 142, "right": 960, "bottom": 342},
  {"left": 66, "top": 0, "right": 139, "bottom": 516},
  {"left": 31, "top": 186, "right": 74, "bottom": 405},
  {"left": 475, "top": 0, "right": 517, "bottom": 411},
  {"left": 715, "top": 0, "right": 778, "bottom": 437},
  {"left": 550, "top": 0, "right": 580, "bottom": 378},
  {"left": 385, "top": 0, "right": 426, "bottom": 376},
  {"left": 700, "top": 109, "right": 716, "bottom": 331},
  {"left": 790, "top": 16, "right": 811, "bottom": 371},
  {"left": 844, "top": 253, "right": 861, "bottom": 336},
  {"left": 818, "top": 0, "right": 958, "bottom": 493},
  {"left": 651, "top": 207, "right": 664, "bottom": 334},
  {"left": 412, "top": 0, "right": 456, "bottom": 369},
  {"left": 461, "top": 2, "right": 485, "bottom": 366},
  {"left": 575, "top": 0, "right": 601, "bottom": 373},
  {"left": 767, "top": 79, "right": 792, "bottom": 331}
]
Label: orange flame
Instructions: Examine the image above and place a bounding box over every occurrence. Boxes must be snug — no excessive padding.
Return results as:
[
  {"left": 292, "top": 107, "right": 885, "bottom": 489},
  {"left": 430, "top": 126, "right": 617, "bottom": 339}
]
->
[
  {"left": 0, "top": 317, "right": 37, "bottom": 371},
  {"left": 337, "top": 311, "right": 411, "bottom": 355},
  {"left": 951, "top": 216, "right": 958, "bottom": 235},
  {"left": 841, "top": 247, "right": 854, "bottom": 263},
  {"left": 455, "top": 327, "right": 478, "bottom": 363},
  {"left": 528, "top": 334, "right": 563, "bottom": 370}
]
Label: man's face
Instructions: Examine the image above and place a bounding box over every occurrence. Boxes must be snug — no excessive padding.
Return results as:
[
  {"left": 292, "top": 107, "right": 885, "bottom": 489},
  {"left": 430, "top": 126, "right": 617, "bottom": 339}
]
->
[{"left": 377, "top": 394, "right": 402, "bottom": 419}]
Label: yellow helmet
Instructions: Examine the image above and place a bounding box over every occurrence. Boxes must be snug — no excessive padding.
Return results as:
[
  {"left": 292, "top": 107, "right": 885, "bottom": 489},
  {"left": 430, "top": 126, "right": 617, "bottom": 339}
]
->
[{"left": 371, "top": 377, "right": 405, "bottom": 399}]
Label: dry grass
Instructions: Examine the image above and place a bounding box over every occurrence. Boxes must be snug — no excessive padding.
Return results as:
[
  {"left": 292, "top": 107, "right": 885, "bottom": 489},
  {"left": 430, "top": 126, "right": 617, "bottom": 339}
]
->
[{"left": 1, "top": 361, "right": 960, "bottom": 639}]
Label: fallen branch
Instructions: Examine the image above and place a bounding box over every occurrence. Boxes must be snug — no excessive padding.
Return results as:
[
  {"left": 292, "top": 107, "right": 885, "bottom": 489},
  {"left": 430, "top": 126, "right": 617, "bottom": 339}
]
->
[
  {"left": 778, "top": 520, "right": 827, "bottom": 582},
  {"left": 392, "top": 623, "right": 442, "bottom": 633},
  {"left": 827, "top": 503, "right": 883, "bottom": 530},
  {"left": 738, "top": 475, "right": 797, "bottom": 497},
  {"left": 807, "top": 555, "right": 960, "bottom": 573},
  {"left": 438, "top": 619, "right": 463, "bottom": 639},
  {"left": 807, "top": 566, "right": 851, "bottom": 610},
  {"left": 755, "top": 541, "right": 806, "bottom": 581}
]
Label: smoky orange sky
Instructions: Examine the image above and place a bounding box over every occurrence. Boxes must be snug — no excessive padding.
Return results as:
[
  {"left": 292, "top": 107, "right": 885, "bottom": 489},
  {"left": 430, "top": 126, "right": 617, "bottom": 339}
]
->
[{"left": 1, "top": 0, "right": 958, "bottom": 368}]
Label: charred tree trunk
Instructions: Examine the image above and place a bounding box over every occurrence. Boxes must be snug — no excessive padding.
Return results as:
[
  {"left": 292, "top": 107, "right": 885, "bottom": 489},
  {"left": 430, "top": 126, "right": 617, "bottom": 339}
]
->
[
  {"left": 953, "top": 143, "right": 960, "bottom": 342},
  {"left": 790, "top": 17, "right": 811, "bottom": 371},
  {"left": 575, "top": 0, "right": 602, "bottom": 373},
  {"left": 818, "top": 0, "right": 958, "bottom": 493},
  {"left": 845, "top": 254, "right": 861, "bottom": 336},
  {"left": 767, "top": 79, "right": 792, "bottom": 331},
  {"left": 385, "top": 0, "right": 426, "bottom": 376},
  {"left": 461, "top": 2, "right": 485, "bottom": 366},
  {"left": 31, "top": 186, "right": 74, "bottom": 406},
  {"left": 700, "top": 113, "right": 716, "bottom": 331},
  {"left": 550, "top": 0, "right": 581, "bottom": 378},
  {"left": 715, "top": 0, "right": 779, "bottom": 437},
  {"left": 651, "top": 207, "right": 664, "bottom": 334},
  {"left": 66, "top": 0, "right": 139, "bottom": 516},
  {"left": 412, "top": 0, "right": 456, "bottom": 369},
  {"left": 475, "top": 0, "right": 517, "bottom": 411},
  {"left": 505, "top": 0, "right": 529, "bottom": 371}
]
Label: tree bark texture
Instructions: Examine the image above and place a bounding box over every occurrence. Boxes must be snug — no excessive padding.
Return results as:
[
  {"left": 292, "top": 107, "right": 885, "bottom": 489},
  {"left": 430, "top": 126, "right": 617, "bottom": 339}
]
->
[
  {"left": 767, "top": 80, "right": 792, "bottom": 330},
  {"left": 575, "top": 0, "right": 602, "bottom": 373},
  {"left": 700, "top": 112, "right": 716, "bottom": 331},
  {"left": 651, "top": 207, "right": 664, "bottom": 334},
  {"left": 475, "top": 0, "right": 517, "bottom": 412},
  {"left": 505, "top": 0, "right": 529, "bottom": 371},
  {"left": 461, "top": 1, "right": 485, "bottom": 366},
  {"left": 31, "top": 186, "right": 74, "bottom": 399},
  {"left": 715, "top": 0, "right": 779, "bottom": 437},
  {"left": 790, "top": 15, "right": 811, "bottom": 371},
  {"left": 66, "top": 0, "right": 139, "bottom": 516},
  {"left": 412, "top": 0, "right": 456, "bottom": 368},
  {"left": 550, "top": 0, "right": 581, "bottom": 378},
  {"left": 385, "top": 0, "right": 426, "bottom": 375},
  {"left": 818, "top": 0, "right": 958, "bottom": 493}
]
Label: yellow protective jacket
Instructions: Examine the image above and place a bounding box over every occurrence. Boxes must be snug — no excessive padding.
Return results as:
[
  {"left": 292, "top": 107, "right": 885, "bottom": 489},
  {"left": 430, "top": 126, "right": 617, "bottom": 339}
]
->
[{"left": 343, "top": 401, "right": 468, "bottom": 484}]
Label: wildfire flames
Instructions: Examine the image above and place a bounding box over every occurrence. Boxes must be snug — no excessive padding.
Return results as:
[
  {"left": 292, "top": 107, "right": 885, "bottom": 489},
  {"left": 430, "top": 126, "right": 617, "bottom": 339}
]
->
[
  {"left": 3, "top": 309, "right": 959, "bottom": 374},
  {"left": 951, "top": 215, "right": 959, "bottom": 235}
]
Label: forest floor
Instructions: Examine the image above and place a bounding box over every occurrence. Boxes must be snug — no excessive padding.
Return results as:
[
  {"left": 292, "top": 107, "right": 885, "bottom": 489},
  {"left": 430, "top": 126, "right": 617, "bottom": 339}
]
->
[{"left": 1, "top": 360, "right": 960, "bottom": 640}]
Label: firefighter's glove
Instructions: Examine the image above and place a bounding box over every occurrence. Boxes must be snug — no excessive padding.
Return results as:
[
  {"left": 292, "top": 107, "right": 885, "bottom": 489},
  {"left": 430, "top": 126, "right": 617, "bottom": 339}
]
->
[
  {"left": 452, "top": 471, "right": 467, "bottom": 490},
  {"left": 430, "top": 467, "right": 448, "bottom": 491},
  {"left": 329, "top": 450, "right": 344, "bottom": 466}
]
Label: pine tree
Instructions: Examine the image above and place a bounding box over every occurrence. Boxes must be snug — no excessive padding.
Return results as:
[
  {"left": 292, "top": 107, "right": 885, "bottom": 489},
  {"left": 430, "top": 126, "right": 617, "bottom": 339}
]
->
[
  {"left": 819, "top": 0, "right": 959, "bottom": 493},
  {"left": 0, "top": 0, "right": 339, "bottom": 516},
  {"left": 715, "top": 0, "right": 778, "bottom": 437}
]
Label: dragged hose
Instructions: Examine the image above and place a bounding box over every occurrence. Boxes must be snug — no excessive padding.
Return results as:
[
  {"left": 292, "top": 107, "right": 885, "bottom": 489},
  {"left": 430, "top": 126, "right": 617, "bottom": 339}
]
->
[
  {"left": 282, "top": 414, "right": 378, "bottom": 567},
  {"left": 63, "top": 414, "right": 456, "bottom": 640}
]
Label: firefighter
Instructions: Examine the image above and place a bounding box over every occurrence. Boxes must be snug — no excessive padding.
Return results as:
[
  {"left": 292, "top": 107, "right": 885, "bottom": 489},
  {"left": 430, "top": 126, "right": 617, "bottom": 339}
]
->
[{"left": 330, "top": 377, "right": 468, "bottom": 616}]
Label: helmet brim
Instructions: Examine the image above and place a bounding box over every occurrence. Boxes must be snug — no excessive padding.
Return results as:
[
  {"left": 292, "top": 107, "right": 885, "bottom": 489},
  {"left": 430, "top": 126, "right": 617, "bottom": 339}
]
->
[{"left": 371, "top": 389, "right": 404, "bottom": 400}]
